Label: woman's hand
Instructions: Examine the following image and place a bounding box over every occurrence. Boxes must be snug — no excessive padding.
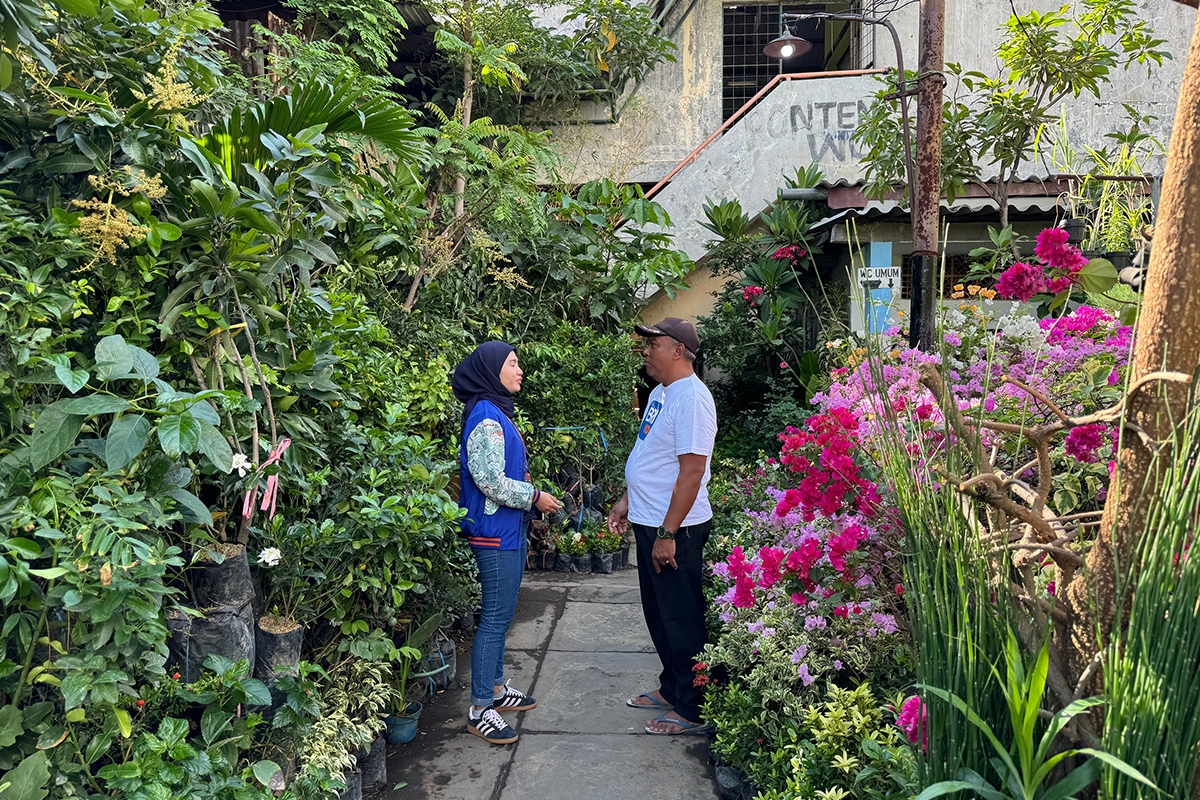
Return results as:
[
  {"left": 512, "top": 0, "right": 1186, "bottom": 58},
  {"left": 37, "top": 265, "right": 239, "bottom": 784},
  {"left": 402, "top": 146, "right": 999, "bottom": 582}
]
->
[{"left": 536, "top": 491, "right": 562, "bottom": 513}]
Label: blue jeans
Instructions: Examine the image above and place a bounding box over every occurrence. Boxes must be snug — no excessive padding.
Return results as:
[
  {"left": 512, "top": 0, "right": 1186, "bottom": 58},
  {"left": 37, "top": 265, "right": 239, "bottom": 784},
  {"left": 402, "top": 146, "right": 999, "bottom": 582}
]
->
[{"left": 470, "top": 541, "right": 526, "bottom": 707}]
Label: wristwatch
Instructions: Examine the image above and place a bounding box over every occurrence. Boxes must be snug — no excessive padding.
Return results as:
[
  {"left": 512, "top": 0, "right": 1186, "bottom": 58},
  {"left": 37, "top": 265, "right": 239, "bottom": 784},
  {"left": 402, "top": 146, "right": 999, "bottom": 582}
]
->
[{"left": 656, "top": 525, "right": 677, "bottom": 540}]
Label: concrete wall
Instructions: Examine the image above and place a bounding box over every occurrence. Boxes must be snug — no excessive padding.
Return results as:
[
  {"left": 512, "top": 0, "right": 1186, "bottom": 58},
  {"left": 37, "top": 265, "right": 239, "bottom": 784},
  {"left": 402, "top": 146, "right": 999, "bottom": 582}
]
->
[
  {"left": 549, "top": 0, "right": 1194, "bottom": 185},
  {"left": 548, "top": 0, "right": 726, "bottom": 184}
]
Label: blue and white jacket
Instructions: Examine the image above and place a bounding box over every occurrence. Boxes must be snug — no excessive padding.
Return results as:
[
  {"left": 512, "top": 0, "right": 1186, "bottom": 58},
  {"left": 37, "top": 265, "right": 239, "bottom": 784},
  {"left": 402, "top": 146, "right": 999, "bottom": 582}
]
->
[{"left": 459, "top": 400, "right": 538, "bottom": 549}]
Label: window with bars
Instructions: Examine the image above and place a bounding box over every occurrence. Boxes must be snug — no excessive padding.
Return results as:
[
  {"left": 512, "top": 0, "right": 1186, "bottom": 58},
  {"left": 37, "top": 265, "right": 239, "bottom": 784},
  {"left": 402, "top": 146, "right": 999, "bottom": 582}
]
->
[
  {"left": 722, "top": 3, "right": 869, "bottom": 121},
  {"left": 899, "top": 254, "right": 992, "bottom": 299}
]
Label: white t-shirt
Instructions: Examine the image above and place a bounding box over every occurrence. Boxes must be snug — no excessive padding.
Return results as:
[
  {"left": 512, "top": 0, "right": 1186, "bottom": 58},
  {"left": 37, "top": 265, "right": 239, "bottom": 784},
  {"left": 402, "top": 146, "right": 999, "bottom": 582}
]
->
[{"left": 624, "top": 373, "right": 718, "bottom": 527}]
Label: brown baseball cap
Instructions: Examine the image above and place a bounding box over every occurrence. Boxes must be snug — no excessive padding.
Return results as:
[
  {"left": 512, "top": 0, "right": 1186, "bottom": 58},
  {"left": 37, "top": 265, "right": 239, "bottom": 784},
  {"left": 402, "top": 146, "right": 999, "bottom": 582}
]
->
[{"left": 634, "top": 317, "right": 701, "bottom": 355}]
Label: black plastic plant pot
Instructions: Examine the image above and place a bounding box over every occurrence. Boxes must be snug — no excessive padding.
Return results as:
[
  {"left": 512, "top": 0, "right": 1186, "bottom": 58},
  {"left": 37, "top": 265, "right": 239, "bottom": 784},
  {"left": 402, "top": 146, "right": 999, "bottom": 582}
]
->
[
  {"left": 359, "top": 737, "right": 386, "bottom": 790},
  {"left": 254, "top": 616, "right": 303, "bottom": 681},
  {"left": 618, "top": 546, "right": 630, "bottom": 569},
  {"left": 591, "top": 552, "right": 614, "bottom": 574},
  {"left": 167, "top": 604, "right": 255, "bottom": 682},
  {"left": 337, "top": 771, "right": 362, "bottom": 800},
  {"left": 571, "top": 554, "right": 592, "bottom": 574},
  {"left": 1105, "top": 251, "right": 1133, "bottom": 271},
  {"left": 193, "top": 546, "right": 254, "bottom": 609},
  {"left": 554, "top": 552, "right": 573, "bottom": 572},
  {"left": 1063, "top": 218, "right": 1088, "bottom": 244}
]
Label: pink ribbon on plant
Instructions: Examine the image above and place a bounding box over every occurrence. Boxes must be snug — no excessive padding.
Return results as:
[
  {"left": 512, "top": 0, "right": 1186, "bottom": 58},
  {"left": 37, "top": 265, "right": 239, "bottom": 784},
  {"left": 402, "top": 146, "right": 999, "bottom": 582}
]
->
[{"left": 242, "top": 439, "right": 291, "bottom": 521}]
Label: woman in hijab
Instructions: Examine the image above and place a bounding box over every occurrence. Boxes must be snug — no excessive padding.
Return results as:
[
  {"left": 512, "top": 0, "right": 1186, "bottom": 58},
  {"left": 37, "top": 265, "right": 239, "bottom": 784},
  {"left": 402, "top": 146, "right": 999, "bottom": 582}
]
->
[{"left": 452, "top": 341, "right": 561, "bottom": 745}]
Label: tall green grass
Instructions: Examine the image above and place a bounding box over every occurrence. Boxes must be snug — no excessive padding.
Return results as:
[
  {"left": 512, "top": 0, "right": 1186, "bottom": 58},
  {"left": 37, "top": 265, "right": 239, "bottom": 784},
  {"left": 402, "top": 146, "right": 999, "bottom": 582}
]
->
[
  {"left": 872, "top": 396, "right": 1014, "bottom": 784},
  {"left": 1102, "top": 400, "right": 1200, "bottom": 798},
  {"left": 848, "top": 232, "right": 1013, "bottom": 784}
]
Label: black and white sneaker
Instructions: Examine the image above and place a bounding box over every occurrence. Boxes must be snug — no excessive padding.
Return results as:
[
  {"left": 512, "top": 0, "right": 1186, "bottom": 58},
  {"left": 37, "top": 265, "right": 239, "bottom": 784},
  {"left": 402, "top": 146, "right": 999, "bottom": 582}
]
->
[
  {"left": 467, "top": 706, "right": 518, "bottom": 745},
  {"left": 492, "top": 680, "right": 537, "bottom": 712}
]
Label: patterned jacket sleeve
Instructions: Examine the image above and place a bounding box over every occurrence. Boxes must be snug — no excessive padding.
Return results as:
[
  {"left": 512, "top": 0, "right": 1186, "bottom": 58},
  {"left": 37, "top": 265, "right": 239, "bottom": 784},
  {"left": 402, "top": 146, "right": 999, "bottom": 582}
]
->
[{"left": 465, "top": 419, "right": 535, "bottom": 512}]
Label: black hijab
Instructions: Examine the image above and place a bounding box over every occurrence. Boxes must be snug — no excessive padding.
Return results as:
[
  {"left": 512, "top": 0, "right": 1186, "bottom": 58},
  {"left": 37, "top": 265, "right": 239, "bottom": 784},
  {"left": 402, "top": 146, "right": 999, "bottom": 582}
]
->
[{"left": 452, "top": 341, "right": 517, "bottom": 428}]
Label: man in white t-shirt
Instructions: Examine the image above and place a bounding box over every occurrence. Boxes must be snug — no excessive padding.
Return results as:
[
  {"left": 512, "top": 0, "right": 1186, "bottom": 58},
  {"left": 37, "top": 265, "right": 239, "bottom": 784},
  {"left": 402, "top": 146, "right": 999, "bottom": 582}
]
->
[{"left": 608, "top": 317, "right": 718, "bottom": 736}]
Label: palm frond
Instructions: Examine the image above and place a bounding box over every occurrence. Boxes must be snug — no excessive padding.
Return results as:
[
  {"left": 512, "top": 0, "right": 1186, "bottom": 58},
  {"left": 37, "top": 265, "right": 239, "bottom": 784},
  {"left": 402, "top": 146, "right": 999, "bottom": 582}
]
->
[{"left": 202, "top": 74, "right": 427, "bottom": 186}]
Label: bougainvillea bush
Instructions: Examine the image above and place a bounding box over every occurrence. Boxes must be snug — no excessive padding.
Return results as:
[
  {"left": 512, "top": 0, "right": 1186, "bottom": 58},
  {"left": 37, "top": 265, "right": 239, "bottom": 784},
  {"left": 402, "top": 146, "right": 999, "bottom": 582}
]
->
[
  {"left": 699, "top": 421, "right": 918, "bottom": 795},
  {"left": 818, "top": 296, "right": 1131, "bottom": 518}
]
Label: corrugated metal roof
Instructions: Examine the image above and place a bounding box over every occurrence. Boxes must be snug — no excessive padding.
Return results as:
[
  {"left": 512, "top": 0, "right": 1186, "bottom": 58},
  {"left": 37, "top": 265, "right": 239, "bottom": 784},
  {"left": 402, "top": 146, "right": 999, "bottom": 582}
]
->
[{"left": 812, "top": 195, "right": 1065, "bottom": 230}]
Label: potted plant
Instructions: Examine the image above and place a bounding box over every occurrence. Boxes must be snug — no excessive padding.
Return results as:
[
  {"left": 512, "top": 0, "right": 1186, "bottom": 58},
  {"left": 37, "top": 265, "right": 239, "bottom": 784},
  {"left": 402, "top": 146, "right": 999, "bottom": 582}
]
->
[
  {"left": 556, "top": 529, "right": 592, "bottom": 573},
  {"left": 251, "top": 520, "right": 331, "bottom": 681},
  {"left": 383, "top": 612, "right": 447, "bottom": 744},
  {"left": 589, "top": 523, "right": 622, "bottom": 574}
]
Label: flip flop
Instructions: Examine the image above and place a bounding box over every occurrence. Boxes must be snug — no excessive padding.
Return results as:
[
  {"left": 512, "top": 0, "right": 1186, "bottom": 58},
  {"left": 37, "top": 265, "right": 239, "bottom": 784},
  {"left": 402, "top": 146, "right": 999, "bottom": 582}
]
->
[
  {"left": 626, "top": 693, "right": 671, "bottom": 710},
  {"left": 644, "top": 713, "right": 711, "bottom": 736}
]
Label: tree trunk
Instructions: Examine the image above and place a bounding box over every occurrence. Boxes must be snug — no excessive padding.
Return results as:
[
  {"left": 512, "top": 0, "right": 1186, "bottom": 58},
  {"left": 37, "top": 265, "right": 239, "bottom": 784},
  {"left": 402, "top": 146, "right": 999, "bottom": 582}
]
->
[{"left": 1065, "top": 9, "right": 1200, "bottom": 677}]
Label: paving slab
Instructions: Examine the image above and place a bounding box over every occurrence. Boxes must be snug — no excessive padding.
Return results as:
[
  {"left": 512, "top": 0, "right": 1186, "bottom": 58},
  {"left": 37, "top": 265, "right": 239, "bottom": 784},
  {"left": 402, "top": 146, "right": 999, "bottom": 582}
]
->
[
  {"left": 524, "top": 650, "right": 664, "bottom": 735},
  {"left": 502, "top": 734, "right": 718, "bottom": 800},
  {"left": 567, "top": 583, "right": 644, "bottom": 605},
  {"left": 548, "top": 600, "right": 655, "bottom": 653},
  {"left": 385, "top": 649, "right": 537, "bottom": 799},
  {"left": 506, "top": 585, "right": 564, "bottom": 651}
]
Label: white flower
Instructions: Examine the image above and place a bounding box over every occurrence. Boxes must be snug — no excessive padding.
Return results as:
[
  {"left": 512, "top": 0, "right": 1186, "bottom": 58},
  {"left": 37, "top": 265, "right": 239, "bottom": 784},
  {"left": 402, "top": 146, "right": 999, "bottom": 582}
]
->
[
  {"left": 257, "top": 547, "right": 282, "bottom": 567},
  {"left": 572, "top": 533, "right": 583, "bottom": 544},
  {"left": 231, "top": 453, "right": 252, "bottom": 477}
]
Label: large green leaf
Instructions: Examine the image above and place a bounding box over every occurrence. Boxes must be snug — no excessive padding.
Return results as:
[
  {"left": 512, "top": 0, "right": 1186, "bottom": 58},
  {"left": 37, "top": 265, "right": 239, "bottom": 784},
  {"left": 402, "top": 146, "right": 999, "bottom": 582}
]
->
[
  {"left": 252, "top": 760, "right": 282, "bottom": 787},
  {"left": 62, "top": 395, "right": 132, "bottom": 416},
  {"left": 196, "top": 421, "right": 233, "bottom": 473},
  {"left": 169, "top": 489, "right": 212, "bottom": 525},
  {"left": 105, "top": 414, "right": 150, "bottom": 470},
  {"left": 0, "top": 705, "right": 23, "bottom": 748},
  {"left": 0, "top": 751, "right": 49, "bottom": 800},
  {"left": 157, "top": 412, "right": 201, "bottom": 457},
  {"left": 1076, "top": 257, "right": 1118, "bottom": 294},
  {"left": 30, "top": 402, "right": 84, "bottom": 471},
  {"left": 199, "top": 75, "right": 427, "bottom": 187},
  {"left": 94, "top": 336, "right": 133, "bottom": 380}
]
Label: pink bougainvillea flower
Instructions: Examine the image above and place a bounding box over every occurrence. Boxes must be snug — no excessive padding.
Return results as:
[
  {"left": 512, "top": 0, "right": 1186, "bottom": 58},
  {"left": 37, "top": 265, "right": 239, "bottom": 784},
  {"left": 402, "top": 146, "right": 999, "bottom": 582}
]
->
[
  {"left": 995, "top": 261, "right": 1048, "bottom": 302},
  {"left": 1065, "top": 424, "right": 1106, "bottom": 463},
  {"left": 897, "top": 695, "right": 928, "bottom": 751},
  {"left": 780, "top": 361, "right": 789, "bottom": 370}
]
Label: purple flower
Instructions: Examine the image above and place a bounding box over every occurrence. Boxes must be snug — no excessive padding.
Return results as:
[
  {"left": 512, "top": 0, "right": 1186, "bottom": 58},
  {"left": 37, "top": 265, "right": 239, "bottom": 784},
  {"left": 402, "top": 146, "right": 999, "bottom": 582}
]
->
[
  {"left": 943, "top": 332, "right": 962, "bottom": 347},
  {"left": 747, "top": 620, "right": 765, "bottom": 635},
  {"left": 805, "top": 615, "right": 827, "bottom": 631},
  {"left": 790, "top": 645, "right": 809, "bottom": 663},
  {"left": 797, "top": 664, "right": 816, "bottom": 686},
  {"left": 833, "top": 660, "right": 843, "bottom": 670},
  {"left": 761, "top": 627, "right": 777, "bottom": 638}
]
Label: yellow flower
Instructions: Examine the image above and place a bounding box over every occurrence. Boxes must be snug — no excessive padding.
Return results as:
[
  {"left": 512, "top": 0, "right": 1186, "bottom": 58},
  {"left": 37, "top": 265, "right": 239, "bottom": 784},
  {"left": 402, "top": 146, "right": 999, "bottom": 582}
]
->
[
  {"left": 131, "top": 41, "right": 211, "bottom": 129},
  {"left": 967, "top": 284, "right": 980, "bottom": 296}
]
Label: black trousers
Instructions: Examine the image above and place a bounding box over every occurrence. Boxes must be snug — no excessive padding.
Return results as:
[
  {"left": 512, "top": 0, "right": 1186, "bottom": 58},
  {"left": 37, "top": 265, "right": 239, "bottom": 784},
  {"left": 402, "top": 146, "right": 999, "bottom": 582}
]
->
[{"left": 633, "top": 520, "right": 712, "bottom": 723}]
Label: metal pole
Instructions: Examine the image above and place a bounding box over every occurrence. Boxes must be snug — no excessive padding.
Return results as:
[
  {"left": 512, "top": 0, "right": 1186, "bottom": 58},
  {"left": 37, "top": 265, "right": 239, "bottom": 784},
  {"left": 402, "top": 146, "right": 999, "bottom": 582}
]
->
[
  {"left": 782, "top": 12, "right": 921, "bottom": 342},
  {"left": 909, "top": 0, "right": 944, "bottom": 350}
]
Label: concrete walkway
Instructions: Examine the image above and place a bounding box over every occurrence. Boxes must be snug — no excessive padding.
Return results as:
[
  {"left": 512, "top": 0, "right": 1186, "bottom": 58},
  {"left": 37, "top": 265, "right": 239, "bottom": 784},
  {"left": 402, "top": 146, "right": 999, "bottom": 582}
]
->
[{"left": 382, "top": 563, "right": 719, "bottom": 800}]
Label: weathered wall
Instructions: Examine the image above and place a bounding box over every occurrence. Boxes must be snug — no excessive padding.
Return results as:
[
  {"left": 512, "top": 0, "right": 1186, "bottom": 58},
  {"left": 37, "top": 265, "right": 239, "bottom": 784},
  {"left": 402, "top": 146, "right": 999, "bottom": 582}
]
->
[
  {"left": 550, "top": 0, "right": 726, "bottom": 184},
  {"left": 640, "top": 262, "right": 731, "bottom": 325},
  {"left": 551, "top": 0, "right": 1193, "bottom": 185}
]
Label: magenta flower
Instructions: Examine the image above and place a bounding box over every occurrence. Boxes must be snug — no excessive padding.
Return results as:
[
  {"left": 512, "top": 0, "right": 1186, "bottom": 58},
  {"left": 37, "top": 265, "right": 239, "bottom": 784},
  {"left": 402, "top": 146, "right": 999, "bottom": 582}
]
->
[
  {"left": 995, "top": 261, "right": 1048, "bottom": 302},
  {"left": 1065, "top": 424, "right": 1106, "bottom": 463},
  {"left": 897, "top": 695, "right": 928, "bottom": 751}
]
